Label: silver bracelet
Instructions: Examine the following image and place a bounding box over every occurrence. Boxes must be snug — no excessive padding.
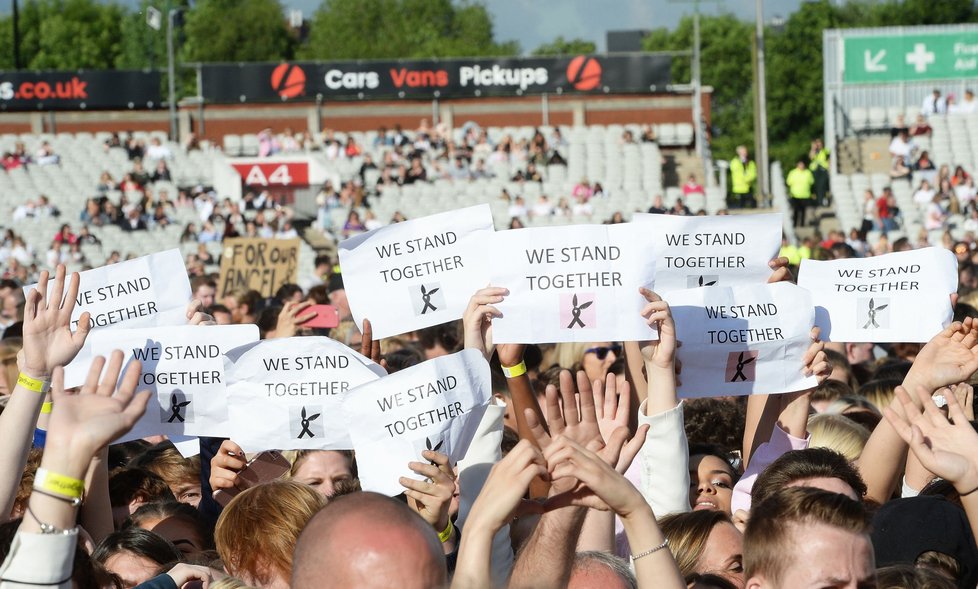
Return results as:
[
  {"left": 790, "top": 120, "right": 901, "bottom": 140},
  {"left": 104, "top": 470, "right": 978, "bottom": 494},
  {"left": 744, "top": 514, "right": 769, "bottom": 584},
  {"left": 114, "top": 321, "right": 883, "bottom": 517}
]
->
[
  {"left": 631, "top": 538, "right": 670, "bottom": 561},
  {"left": 26, "top": 505, "right": 74, "bottom": 535}
]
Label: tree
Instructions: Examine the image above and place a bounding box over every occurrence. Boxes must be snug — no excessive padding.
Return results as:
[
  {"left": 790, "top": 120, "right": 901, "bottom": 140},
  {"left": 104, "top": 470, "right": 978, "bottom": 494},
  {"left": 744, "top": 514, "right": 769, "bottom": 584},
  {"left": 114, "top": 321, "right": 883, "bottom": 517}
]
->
[
  {"left": 116, "top": 0, "right": 191, "bottom": 70},
  {"left": 299, "top": 0, "right": 518, "bottom": 60},
  {"left": 643, "top": 14, "right": 755, "bottom": 164},
  {"left": 532, "top": 36, "right": 596, "bottom": 56},
  {"left": 0, "top": 0, "right": 125, "bottom": 70},
  {"left": 181, "top": 0, "right": 295, "bottom": 63}
]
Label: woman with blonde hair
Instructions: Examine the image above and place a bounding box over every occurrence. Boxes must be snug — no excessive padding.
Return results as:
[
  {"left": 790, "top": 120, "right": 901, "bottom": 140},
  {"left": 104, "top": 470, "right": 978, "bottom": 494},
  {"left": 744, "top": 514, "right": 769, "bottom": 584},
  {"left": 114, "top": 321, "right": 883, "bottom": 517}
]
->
[
  {"left": 550, "top": 341, "right": 622, "bottom": 384},
  {"left": 215, "top": 480, "right": 326, "bottom": 588},
  {"left": 658, "top": 510, "right": 744, "bottom": 587},
  {"left": 807, "top": 413, "right": 871, "bottom": 462}
]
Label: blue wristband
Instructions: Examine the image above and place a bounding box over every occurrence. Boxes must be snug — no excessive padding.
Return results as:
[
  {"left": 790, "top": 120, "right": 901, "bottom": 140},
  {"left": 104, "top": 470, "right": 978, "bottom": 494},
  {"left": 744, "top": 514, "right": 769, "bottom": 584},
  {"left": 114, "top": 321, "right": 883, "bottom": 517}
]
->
[{"left": 32, "top": 428, "right": 47, "bottom": 449}]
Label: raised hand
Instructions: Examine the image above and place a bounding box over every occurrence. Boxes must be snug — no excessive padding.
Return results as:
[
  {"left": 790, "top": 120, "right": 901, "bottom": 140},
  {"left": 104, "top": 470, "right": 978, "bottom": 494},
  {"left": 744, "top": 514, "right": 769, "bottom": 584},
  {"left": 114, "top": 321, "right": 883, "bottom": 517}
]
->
[
  {"left": 884, "top": 385, "right": 978, "bottom": 496},
  {"left": 360, "top": 318, "right": 386, "bottom": 369},
  {"left": 45, "top": 351, "right": 149, "bottom": 473},
  {"left": 209, "top": 439, "right": 247, "bottom": 495},
  {"left": 464, "top": 440, "right": 548, "bottom": 534},
  {"left": 906, "top": 319, "right": 978, "bottom": 393},
  {"left": 275, "top": 300, "right": 317, "bottom": 339},
  {"left": 638, "top": 288, "right": 676, "bottom": 370},
  {"left": 767, "top": 256, "right": 795, "bottom": 284},
  {"left": 525, "top": 370, "right": 602, "bottom": 452},
  {"left": 400, "top": 450, "right": 457, "bottom": 534},
  {"left": 22, "top": 265, "right": 91, "bottom": 379},
  {"left": 186, "top": 299, "right": 216, "bottom": 326},
  {"left": 461, "top": 287, "right": 507, "bottom": 361},
  {"left": 594, "top": 374, "right": 631, "bottom": 444},
  {"left": 543, "top": 433, "right": 650, "bottom": 519},
  {"left": 802, "top": 327, "right": 830, "bottom": 382}
]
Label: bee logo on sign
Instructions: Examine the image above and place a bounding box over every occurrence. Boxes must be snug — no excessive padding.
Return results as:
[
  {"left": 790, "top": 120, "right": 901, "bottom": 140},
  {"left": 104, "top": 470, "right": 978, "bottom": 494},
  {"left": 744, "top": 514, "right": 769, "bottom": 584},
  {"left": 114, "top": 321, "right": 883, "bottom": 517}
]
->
[
  {"left": 410, "top": 283, "right": 445, "bottom": 316},
  {"left": 726, "top": 351, "right": 758, "bottom": 383},
  {"left": 292, "top": 406, "right": 323, "bottom": 439},
  {"left": 688, "top": 275, "right": 719, "bottom": 288},
  {"left": 860, "top": 297, "right": 890, "bottom": 329},
  {"left": 561, "top": 293, "right": 595, "bottom": 329},
  {"left": 160, "top": 391, "right": 193, "bottom": 424}
]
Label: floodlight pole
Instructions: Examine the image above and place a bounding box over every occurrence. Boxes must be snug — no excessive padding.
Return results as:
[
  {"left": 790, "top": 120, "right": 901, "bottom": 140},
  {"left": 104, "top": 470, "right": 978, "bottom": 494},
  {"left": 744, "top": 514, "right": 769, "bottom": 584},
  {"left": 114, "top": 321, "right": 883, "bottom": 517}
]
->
[
  {"left": 167, "top": 8, "right": 178, "bottom": 141},
  {"left": 754, "top": 0, "right": 770, "bottom": 200}
]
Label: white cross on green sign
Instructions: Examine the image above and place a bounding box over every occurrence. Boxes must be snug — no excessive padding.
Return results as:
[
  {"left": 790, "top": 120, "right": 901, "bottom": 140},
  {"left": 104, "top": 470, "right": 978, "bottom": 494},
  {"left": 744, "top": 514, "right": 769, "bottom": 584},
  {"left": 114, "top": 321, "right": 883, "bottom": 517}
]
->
[{"left": 844, "top": 31, "right": 978, "bottom": 84}]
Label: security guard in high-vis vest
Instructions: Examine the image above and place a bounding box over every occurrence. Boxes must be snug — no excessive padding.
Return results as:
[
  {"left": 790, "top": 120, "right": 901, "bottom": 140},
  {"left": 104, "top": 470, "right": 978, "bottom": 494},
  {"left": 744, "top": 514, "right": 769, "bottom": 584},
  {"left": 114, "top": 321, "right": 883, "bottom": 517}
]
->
[
  {"left": 730, "top": 145, "right": 757, "bottom": 209},
  {"left": 786, "top": 160, "right": 815, "bottom": 228},
  {"left": 809, "top": 138, "right": 830, "bottom": 206}
]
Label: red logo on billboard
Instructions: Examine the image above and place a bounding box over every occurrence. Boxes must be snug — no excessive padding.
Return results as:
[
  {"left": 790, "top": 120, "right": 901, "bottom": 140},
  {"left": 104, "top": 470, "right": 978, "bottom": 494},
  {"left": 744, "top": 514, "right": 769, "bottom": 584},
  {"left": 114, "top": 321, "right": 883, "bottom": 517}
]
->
[
  {"left": 230, "top": 162, "right": 309, "bottom": 186},
  {"left": 270, "top": 64, "right": 306, "bottom": 100},
  {"left": 566, "top": 56, "right": 602, "bottom": 91}
]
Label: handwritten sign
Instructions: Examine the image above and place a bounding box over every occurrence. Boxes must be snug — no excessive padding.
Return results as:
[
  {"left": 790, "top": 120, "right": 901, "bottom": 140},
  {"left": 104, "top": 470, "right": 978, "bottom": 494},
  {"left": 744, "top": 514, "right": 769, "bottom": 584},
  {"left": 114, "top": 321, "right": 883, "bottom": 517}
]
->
[
  {"left": 633, "top": 212, "right": 782, "bottom": 293},
  {"left": 343, "top": 349, "right": 491, "bottom": 495},
  {"left": 489, "top": 224, "right": 658, "bottom": 343},
  {"left": 88, "top": 324, "right": 259, "bottom": 443},
  {"left": 218, "top": 238, "right": 300, "bottom": 298},
  {"left": 337, "top": 204, "right": 494, "bottom": 339},
  {"left": 25, "top": 249, "right": 191, "bottom": 387},
  {"left": 668, "top": 283, "right": 817, "bottom": 397},
  {"left": 225, "top": 337, "right": 386, "bottom": 453},
  {"left": 797, "top": 247, "right": 957, "bottom": 343}
]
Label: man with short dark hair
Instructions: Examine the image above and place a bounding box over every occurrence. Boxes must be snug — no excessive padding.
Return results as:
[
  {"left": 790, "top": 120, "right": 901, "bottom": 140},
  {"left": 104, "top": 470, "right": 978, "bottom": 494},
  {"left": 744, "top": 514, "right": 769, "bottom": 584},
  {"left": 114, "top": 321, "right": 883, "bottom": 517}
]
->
[{"left": 191, "top": 276, "right": 217, "bottom": 311}]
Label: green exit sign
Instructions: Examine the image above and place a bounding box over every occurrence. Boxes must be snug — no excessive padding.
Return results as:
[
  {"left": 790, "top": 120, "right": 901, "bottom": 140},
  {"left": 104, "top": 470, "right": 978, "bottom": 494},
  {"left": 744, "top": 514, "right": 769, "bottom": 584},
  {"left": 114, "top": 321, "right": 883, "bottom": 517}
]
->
[{"left": 844, "top": 32, "right": 978, "bottom": 84}]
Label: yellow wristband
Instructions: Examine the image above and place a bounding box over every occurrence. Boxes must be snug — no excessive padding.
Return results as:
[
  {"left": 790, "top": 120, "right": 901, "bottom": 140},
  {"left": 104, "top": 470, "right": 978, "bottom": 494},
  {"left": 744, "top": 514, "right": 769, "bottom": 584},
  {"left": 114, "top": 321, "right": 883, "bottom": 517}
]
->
[
  {"left": 34, "top": 468, "right": 85, "bottom": 500},
  {"left": 501, "top": 361, "right": 527, "bottom": 379},
  {"left": 17, "top": 373, "right": 50, "bottom": 394},
  {"left": 438, "top": 520, "right": 454, "bottom": 543},
  {"left": 40, "top": 401, "right": 53, "bottom": 414}
]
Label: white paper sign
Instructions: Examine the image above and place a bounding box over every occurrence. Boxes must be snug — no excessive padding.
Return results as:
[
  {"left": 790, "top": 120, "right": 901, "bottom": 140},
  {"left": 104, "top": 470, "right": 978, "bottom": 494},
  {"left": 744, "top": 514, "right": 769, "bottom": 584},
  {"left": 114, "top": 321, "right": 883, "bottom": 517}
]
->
[
  {"left": 668, "top": 283, "right": 817, "bottom": 397},
  {"left": 797, "top": 247, "right": 957, "bottom": 343},
  {"left": 633, "top": 212, "right": 782, "bottom": 293},
  {"left": 225, "top": 337, "right": 386, "bottom": 453},
  {"left": 489, "top": 224, "right": 658, "bottom": 343},
  {"left": 338, "top": 204, "right": 494, "bottom": 339},
  {"left": 343, "top": 349, "right": 491, "bottom": 496},
  {"left": 25, "top": 249, "right": 192, "bottom": 387},
  {"left": 88, "top": 324, "right": 259, "bottom": 443}
]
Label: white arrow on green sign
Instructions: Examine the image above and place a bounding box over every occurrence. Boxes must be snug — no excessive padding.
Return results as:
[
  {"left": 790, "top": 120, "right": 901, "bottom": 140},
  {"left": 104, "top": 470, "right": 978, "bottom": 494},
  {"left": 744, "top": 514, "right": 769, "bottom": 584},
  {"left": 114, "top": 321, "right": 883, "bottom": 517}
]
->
[{"left": 844, "top": 31, "right": 978, "bottom": 84}]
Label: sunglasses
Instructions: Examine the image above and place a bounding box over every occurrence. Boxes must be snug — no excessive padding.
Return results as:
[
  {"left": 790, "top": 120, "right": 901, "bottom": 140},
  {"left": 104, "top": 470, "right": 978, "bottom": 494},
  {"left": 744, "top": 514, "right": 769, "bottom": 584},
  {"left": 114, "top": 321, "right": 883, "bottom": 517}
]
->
[{"left": 585, "top": 344, "right": 622, "bottom": 360}]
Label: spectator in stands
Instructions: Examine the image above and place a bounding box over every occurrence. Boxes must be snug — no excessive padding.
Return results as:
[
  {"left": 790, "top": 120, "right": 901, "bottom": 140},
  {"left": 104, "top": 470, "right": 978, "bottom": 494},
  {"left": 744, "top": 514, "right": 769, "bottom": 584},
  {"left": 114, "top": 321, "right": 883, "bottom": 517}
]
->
[
  {"left": 77, "top": 225, "right": 100, "bottom": 247},
  {"left": 145, "top": 137, "right": 172, "bottom": 161},
  {"left": 151, "top": 204, "right": 172, "bottom": 228},
  {"left": 344, "top": 137, "right": 362, "bottom": 158},
  {"left": 52, "top": 224, "right": 77, "bottom": 247},
  {"left": 125, "top": 135, "right": 145, "bottom": 160},
  {"left": 279, "top": 128, "right": 300, "bottom": 153},
  {"left": 258, "top": 128, "right": 281, "bottom": 157},
  {"left": 648, "top": 194, "right": 667, "bottom": 214},
  {"left": 183, "top": 132, "right": 201, "bottom": 152},
  {"left": 530, "top": 195, "right": 554, "bottom": 219},
  {"left": 390, "top": 211, "right": 407, "bottom": 223},
  {"left": 908, "top": 114, "right": 932, "bottom": 138},
  {"left": 342, "top": 211, "right": 367, "bottom": 239},
  {"left": 956, "top": 176, "right": 977, "bottom": 214},
  {"left": 572, "top": 194, "right": 594, "bottom": 218},
  {"left": 862, "top": 190, "right": 879, "bottom": 233},
  {"left": 641, "top": 124, "right": 657, "bottom": 142},
  {"left": 621, "top": 130, "right": 637, "bottom": 145},
  {"left": 35, "top": 196, "right": 59, "bottom": 218},
  {"left": 787, "top": 159, "right": 815, "bottom": 227},
  {"left": 508, "top": 217, "right": 525, "bottom": 229},
  {"left": 34, "top": 141, "right": 59, "bottom": 166},
  {"left": 592, "top": 182, "right": 606, "bottom": 198},
  {"left": 130, "top": 161, "right": 151, "bottom": 186},
  {"left": 889, "top": 113, "right": 909, "bottom": 138},
  {"left": 507, "top": 196, "right": 528, "bottom": 220},
  {"left": 951, "top": 89, "right": 977, "bottom": 114},
  {"left": 448, "top": 157, "right": 471, "bottom": 182},
  {"left": 151, "top": 160, "right": 172, "bottom": 183},
  {"left": 913, "top": 179, "right": 936, "bottom": 206},
  {"left": 889, "top": 130, "right": 915, "bottom": 167},
  {"left": 925, "top": 193, "right": 949, "bottom": 231},
  {"left": 922, "top": 88, "right": 947, "bottom": 116},
  {"left": 889, "top": 156, "right": 911, "bottom": 181},
  {"left": 121, "top": 208, "right": 148, "bottom": 232},
  {"left": 471, "top": 158, "right": 493, "bottom": 180},
  {"left": 1, "top": 152, "right": 22, "bottom": 170},
  {"left": 683, "top": 174, "right": 706, "bottom": 198},
  {"left": 730, "top": 145, "right": 757, "bottom": 209},
  {"left": 572, "top": 178, "right": 593, "bottom": 201},
  {"left": 276, "top": 220, "right": 299, "bottom": 239},
  {"left": 553, "top": 197, "right": 572, "bottom": 217},
  {"left": 96, "top": 171, "right": 116, "bottom": 193},
  {"left": 913, "top": 150, "right": 936, "bottom": 178},
  {"left": 671, "top": 198, "right": 692, "bottom": 216},
  {"left": 12, "top": 200, "right": 36, "bottom": 222},
  {"left": 404, "top": 157, "right": 427, "bottom": 184}
]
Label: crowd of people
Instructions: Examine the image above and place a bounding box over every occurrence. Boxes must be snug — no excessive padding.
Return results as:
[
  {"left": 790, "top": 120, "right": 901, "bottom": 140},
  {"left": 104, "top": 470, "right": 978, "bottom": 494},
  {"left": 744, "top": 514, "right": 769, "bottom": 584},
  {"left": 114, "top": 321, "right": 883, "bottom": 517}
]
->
[{"left": 0, "top": 216, "right": 977, "bottom": 589}]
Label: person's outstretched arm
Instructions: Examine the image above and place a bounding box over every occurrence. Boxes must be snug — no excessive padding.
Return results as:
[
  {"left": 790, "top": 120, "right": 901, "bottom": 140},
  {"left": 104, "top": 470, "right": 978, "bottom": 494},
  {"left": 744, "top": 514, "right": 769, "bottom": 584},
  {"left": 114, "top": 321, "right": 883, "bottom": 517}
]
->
[
  {"left": 0, "top": 265, "right": 90, "bottom": 519},
  {"left": 543, "top": 434, "right": 685, "bottom": 589},
  {"left": 860, "top": 319, "right": 978, "bottom": 503},
  {"left": 885, "top": 383, "right": 978, "bottom": 541},
  {"left": 0, "top": 351, "right": 149, "bottom": 588}
]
